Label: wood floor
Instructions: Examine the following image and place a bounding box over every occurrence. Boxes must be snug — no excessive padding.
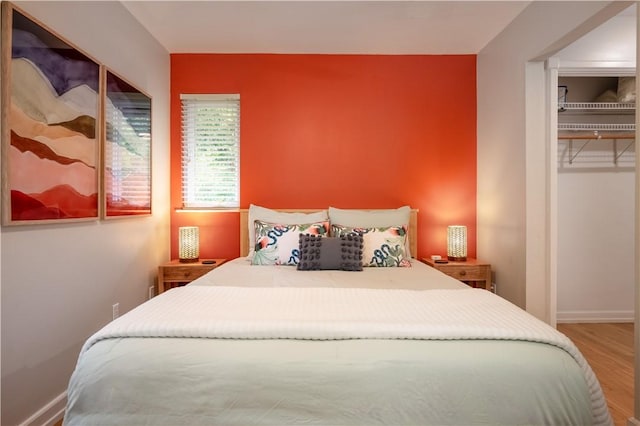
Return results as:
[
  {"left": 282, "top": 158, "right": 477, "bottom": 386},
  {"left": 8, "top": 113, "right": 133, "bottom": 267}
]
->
[
  {"left": 558, "top": 322, "right": 634, "bottom": 426},
  {"left": 53, "top": 322, "right": 634, "bottom": 426}
]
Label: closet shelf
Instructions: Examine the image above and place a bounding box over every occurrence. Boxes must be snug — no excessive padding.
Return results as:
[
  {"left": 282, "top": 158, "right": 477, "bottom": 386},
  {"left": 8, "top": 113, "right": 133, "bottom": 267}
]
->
[
  {"left": 558, "top": 123, "right": 635, "bottom": 132},
  {"left": 557, "top": 97, "right": 635, "bottom": 165},
  {"left": 558, "top": 124, "right": 635, "bottom": 165},
  {"left": 558, "top": 123, "right": 635, "bottom": 143},
  {"left": 559, "top": 102, "right": 635, "bottom": 111},
  {"left": 558, "top": 123, "right": 635, "bottom": 164}
]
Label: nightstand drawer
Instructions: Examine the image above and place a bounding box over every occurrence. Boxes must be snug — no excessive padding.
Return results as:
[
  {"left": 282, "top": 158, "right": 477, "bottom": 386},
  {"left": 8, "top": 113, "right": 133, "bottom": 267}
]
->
[
  {"left": 439, "top": 265, "right": 486, "bottom": 281},
  {"left": 157, "top": 259, "right": 226, "bottom": 295},
  {"left": 162, "top": 266, "right": 211, "bottom": 282},
  {"left": 422, "top": 258, "right": 492, "bottom": 291}
]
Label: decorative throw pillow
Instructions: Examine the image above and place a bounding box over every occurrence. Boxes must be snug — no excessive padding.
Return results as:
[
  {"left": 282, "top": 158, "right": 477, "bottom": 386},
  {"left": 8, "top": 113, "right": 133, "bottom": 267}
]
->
[
  {"left": 331, "top": 224, "right": 411, "bottom": 267},
  {"left": 247, "top": 205, "right": 329, "bottom": 260},
  {"left": 297, "top": 234, "right": 364, "bottom": 271},
  {"left": 252, "top": 220, "right": 329, "bottom": 266},
  {"left": 328, "top": 206, "right": 412, "bottom": 258}
]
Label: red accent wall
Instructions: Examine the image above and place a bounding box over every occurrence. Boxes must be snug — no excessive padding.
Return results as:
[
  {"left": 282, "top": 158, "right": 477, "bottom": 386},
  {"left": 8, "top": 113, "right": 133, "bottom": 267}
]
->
[{"left": 171, "top": 54, "right": 477, "bottom": 260}]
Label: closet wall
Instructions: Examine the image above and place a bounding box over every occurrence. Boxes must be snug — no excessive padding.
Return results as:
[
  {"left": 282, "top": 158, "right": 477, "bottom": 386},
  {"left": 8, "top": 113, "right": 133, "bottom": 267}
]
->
[{"left": 556, "top": 76, "right": 635, "bottom": 322}]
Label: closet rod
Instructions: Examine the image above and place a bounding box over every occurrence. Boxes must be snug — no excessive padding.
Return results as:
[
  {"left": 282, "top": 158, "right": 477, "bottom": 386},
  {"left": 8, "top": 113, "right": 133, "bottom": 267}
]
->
[{"left": 558, "top": 132, "right": 635, "bottom": 140}]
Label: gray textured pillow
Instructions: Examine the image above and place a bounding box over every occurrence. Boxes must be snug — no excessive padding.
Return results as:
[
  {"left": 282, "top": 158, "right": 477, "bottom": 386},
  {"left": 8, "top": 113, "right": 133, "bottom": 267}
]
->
[{"left": 297, "top": 234, "right": 364, "bottom": 271}]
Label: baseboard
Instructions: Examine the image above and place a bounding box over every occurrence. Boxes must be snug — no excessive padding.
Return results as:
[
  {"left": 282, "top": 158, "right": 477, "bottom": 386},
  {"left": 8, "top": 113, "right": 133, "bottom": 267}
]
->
[
  {"left": 19, "top": 391, "right": 66, "bottom": 426},
  {"left": 556, "top": 309, "right": 634, "bottom": 323}
]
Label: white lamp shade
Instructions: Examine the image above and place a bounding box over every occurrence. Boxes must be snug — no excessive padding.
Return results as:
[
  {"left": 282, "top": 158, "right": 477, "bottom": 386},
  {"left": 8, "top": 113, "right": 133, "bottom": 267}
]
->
[
  {"left": 447, "top": 225, "right": 467, "bottom": 261},
  {"left": 179, "top": 226, "right": 200, "bottom": 262}
]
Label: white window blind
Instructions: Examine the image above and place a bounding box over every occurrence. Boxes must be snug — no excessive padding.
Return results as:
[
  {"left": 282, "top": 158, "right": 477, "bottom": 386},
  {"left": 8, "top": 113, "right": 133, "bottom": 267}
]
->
[{"left": 180, "top": 94, "right": 240, "bottom": 208}]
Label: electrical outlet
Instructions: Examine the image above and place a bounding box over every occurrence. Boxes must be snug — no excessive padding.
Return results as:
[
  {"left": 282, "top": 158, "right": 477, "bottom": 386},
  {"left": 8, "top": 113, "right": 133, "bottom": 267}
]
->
[
  {"left": 112, "top": 303, "right": 119, "bottom": 320},
  {"left": 148, "top": 286, "right": 155, "bottom": 300}
]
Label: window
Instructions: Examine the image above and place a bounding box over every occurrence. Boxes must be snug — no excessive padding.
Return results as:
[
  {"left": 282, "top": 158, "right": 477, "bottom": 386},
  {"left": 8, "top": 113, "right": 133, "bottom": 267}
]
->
[{"left": 180, "top": 94, "right": 240, "bottom": 208}]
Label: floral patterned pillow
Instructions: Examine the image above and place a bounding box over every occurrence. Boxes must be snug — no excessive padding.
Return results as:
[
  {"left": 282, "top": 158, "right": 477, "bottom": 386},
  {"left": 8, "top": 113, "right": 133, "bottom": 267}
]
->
[
  {"left": 252, "top": 220, "right": 329, "bottom": 266},
  {"left": 331, "top": 224, "right": 411, "bottom": 267}
]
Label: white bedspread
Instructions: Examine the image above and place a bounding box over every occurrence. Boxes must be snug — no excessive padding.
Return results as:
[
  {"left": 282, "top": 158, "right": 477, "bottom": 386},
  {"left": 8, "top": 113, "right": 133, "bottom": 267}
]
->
[{"left": 81, "top": 285, "right": 611, "bottom": 426}]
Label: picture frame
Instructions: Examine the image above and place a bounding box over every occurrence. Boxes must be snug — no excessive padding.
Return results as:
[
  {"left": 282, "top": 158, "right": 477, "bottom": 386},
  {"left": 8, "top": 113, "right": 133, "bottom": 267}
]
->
[
  {"left": 1, "top": 3, "right": 101, "bottom": 225},
  {"left": 103, "top": 68, "right": 152, "bottom": 217}
]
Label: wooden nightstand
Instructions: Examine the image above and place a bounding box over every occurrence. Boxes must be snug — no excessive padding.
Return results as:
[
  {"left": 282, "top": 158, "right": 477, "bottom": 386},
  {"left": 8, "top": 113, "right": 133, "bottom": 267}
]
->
[
  {"left": 422, "top": 258, "right": 493, "bottom": 291},
  {"left": 157, "top": 259, "right": 226, "bottom": 294}
]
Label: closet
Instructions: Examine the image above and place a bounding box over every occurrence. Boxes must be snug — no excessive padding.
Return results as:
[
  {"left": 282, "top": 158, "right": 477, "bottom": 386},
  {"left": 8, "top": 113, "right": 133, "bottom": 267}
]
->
[{"left": 556, "top": 76, "right": 635, "bottom": 322}]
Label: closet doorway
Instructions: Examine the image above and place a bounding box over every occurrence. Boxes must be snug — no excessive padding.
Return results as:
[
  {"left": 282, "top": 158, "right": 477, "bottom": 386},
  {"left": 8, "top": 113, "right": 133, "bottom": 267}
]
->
[
  {"left": 551, "top": 5, "right": 636, "bottom": 324},
  {"left": 555, "top": 75, "right": 635, "bottom": 323}
]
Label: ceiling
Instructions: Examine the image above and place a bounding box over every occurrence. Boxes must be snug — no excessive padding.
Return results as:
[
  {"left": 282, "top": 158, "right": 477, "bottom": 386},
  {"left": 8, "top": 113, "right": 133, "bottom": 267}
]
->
[
  {"left": 557, "top": 4, "right": 636, "bottom": 64},
  {"left": 121, "top": 1, "right": 531, "bottom": 54}
]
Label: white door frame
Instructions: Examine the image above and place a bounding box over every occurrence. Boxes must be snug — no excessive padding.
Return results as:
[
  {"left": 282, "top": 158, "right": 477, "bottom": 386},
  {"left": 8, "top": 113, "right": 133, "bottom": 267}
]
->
[{"left": 525, "top": 59, "right": 556, "bottom": 325}]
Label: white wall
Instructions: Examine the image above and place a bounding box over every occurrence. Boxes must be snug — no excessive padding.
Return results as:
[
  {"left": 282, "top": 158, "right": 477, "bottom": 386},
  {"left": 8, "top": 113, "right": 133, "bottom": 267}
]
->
[
  {"left": 477, "top": 1, "right": 631, "bottom": 315},
  {"left": 0, "top": 2, "right": 170, "bottom": 425},
  {"left": 557, "top": 168, "right": 635, "bottom": 321}
]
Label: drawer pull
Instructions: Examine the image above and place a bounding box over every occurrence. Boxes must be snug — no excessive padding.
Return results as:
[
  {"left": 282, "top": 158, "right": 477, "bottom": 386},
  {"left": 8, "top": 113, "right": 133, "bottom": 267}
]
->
[{"left": 459, "top": 270, "right": 467, "bottom": 276}]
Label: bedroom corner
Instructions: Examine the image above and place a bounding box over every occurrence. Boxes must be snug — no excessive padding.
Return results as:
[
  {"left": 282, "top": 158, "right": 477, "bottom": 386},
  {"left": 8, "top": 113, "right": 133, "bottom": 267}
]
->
[{"left": 0, "top": 2, "right": 171, "bottom": 425}]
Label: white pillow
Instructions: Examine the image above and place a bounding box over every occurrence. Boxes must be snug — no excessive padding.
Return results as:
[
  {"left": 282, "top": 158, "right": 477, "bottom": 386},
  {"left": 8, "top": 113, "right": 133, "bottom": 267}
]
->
[
  {"left": 247, "top": 204, "right": 328, "bottom": 259},
  {"left": 328, "top": 206, "right": 412, "bottom": 258}
]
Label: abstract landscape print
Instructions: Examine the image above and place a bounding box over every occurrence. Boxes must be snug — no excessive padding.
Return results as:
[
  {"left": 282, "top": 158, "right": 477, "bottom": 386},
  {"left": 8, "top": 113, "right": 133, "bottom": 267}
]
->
[
  {"left": 104, "top": 70, "right": 151, "bottom": 217},
  {"left": 1, "top": 4, "right": 100, "bottom": 225}
]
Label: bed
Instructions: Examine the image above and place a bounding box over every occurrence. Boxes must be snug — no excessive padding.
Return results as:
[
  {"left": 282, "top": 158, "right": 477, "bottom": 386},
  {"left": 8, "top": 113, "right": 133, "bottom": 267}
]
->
[{"left": 64, "top": 206, "right": 612, "bottom": 426}]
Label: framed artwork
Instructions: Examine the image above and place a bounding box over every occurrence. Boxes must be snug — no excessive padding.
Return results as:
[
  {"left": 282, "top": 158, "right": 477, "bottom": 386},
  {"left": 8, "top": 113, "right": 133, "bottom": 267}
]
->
[
  {"left": 103, "top": 69, "right": 152, "bottom": 217},
  {"left": 1, "top": 3, "right": 100, "bottom": 225}
]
